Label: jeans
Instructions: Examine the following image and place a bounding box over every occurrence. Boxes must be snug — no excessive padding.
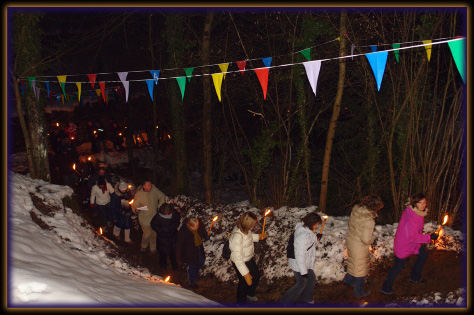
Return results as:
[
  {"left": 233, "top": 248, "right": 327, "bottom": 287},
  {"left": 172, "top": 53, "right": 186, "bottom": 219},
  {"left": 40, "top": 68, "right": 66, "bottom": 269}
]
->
[
  {"left": 279, "top": 269, "right": 316, "bottom": 305},
  {"left": 187, "top": 251, "right": 205, "bottom": 285},
  {"left": 382, "top": 246, "right": 428, "bottom": 293},
  {"left": 342, "top": 273, "right": 367, "bottom": 298},
  {"left": 232, "top": 258, "right": 261, "bottom": 305},
  {"left": 96, "top": 204, "right": 112, "bottom": 227}
]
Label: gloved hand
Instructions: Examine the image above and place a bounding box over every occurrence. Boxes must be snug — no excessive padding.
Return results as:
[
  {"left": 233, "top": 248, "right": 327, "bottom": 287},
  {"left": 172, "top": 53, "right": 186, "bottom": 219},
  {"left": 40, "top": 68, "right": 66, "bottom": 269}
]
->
[
  {"left": 317, "top": 233, "right": 322, "bottom": 241},
  {"left": 301, "top": 274, "right": 308, "bottom": 279},
  {"left": 259, "top": 232, "right": 268, "bottom": 240},
  {"left": 90, "top": 203, "right": 95, "bottom": 209},
  {"left": 243, "top": 273, "right": 253, "bottom": 286},
  {"left": 430, "top": 233, "right": 439, "bottom": 241}
]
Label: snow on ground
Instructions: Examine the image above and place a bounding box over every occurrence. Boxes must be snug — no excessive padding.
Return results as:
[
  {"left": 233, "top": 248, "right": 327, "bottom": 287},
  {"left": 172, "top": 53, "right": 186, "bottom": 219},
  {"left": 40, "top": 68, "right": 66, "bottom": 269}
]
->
[{"left": 8, "top": 147, "right": 467, "bottom": 307}]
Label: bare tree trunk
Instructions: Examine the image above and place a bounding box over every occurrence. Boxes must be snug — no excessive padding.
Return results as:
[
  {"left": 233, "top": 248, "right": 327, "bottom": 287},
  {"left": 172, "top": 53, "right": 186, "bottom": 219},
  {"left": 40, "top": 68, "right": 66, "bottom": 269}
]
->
[
  {"left": 202, "top": 12, "right": 215, "bottom": 204},
  {"left": 319, "top": 11, "right": 347, "bottom": 213}
]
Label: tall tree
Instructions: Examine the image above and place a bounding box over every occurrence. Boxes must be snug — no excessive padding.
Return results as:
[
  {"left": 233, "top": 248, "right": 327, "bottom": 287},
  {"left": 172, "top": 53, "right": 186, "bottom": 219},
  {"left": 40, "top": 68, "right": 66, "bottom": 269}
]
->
[
  {"left": 12, "top": 12, "right": 50, "bottom": 181},
  {"left": 319, "top": 11, "right": 348, "bottom": 213}
]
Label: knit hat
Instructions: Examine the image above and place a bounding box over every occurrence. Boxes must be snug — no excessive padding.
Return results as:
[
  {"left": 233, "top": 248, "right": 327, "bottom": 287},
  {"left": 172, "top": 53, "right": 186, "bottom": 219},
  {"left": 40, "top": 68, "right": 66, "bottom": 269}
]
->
[{"left": 118, "top": 182, "right": 128, "bottom": 191}]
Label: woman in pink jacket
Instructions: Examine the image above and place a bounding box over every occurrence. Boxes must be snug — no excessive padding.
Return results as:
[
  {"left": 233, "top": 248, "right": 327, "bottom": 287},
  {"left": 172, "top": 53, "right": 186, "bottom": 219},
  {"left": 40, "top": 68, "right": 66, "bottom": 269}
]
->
[{"left": 381, "top": 193, "right": 438, "bottom": 295}]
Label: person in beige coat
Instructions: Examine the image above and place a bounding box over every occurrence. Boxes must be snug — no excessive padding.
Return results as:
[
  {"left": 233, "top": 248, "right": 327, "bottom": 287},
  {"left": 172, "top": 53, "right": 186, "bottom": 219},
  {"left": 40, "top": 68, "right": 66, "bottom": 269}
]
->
[
  {"left": 342, "top": 195, "right": 384, "bottom": 298},
  {"left": 132, "top": 179, "right": 166, "bottom": 253}
]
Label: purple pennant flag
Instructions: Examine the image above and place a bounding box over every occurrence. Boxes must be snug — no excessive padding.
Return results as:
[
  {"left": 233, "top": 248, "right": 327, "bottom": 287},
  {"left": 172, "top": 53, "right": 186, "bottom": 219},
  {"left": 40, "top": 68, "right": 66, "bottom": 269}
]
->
[
  {"left": 303, "top": 60, "right": 322, "bottom": 97},
  {"left": 366, "top": 51, "right": 388, "bottom": 91},
  {"left": 117, "top": 72, "right": 129, "bottom": 103}
]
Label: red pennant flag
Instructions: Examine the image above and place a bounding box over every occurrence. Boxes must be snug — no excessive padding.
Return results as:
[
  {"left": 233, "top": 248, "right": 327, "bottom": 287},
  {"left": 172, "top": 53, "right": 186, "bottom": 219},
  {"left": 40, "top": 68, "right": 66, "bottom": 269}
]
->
[
  {"left": 87, "top": 74, "right": 97, "bottom": 89},
  {"left": 254, "top": 68, "right": 269, "bottom": 100},
  {"left": 49, "top": 91, "right": 52, "bottom": 104},
  {"left": 99, "top": 81, "right": 106, "bottom": 102},
  {"left": 236, "top": 61, "right": 247, "bottom": 76}
]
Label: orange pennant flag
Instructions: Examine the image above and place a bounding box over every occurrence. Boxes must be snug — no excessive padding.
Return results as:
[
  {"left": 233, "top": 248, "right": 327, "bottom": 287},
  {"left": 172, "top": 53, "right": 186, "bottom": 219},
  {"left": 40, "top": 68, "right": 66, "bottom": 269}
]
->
[
  {"left": 88, "top": 74, "right": 97, "bottom": 89},
  {"left": 254, "top": 68, "right": 269, "bottom": 100}
]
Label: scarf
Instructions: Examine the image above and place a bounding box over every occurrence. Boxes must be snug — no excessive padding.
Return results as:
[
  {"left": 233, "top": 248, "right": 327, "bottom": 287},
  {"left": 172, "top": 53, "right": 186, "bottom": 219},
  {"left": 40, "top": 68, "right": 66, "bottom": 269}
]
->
[
  {"left": 187, "top": 224, "right": 202, "bottom": 247},
  {"left": 411, "top": 205, "right": 429, "bottom": 217}
]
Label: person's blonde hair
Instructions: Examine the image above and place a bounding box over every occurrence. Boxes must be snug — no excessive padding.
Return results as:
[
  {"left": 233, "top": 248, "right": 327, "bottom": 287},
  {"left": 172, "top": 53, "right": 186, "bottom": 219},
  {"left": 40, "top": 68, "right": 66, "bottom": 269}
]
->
[{"left": 236, "top": 212, "right": 258, "bottom": 234}]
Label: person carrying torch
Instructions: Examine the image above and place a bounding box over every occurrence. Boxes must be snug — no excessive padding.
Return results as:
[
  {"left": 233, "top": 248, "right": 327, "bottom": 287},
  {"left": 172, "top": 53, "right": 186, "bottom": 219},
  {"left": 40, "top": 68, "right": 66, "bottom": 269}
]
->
[
  {"left": 381, "top": 193, "right": 438, "bottom": 295},
  {"left": 342, "top": 195, "right": 384, "bottom": 299}
]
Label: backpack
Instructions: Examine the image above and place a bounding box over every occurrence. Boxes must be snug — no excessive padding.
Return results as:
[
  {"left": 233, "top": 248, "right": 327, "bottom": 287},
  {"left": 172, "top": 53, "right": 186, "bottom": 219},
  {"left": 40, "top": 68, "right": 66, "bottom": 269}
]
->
[
  {"left": 286, "top": 232, "right": 295, "bottom": 259},
  {"left": 222, "top": 232, "right": 232, "bottom": 260}
]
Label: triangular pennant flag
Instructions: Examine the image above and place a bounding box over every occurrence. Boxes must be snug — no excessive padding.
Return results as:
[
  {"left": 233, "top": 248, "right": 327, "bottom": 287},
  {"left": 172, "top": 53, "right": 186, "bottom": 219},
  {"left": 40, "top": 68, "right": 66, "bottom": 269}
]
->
[
  {"left": 370, "top": 45, "right": 377, "bottom": 52},
  {"left": 392, "top": 43, "right": 401, "bottom": 63},
  {"left": 303, "top": 60, "right": 322, "bottom": 97},
  {"left": 184, "top": 67, "right": 194, "bottom": 82},
  {"left": 99, "top": 82, "right": 106, "bottom": 102},
  {"left": 448, "top": 37, "right": 466, "bottom": 84},
  {"left": 117, "top": 72, "right": 129, "bottom": 103},
  {"left": 57, "top": 75, "right": 67, "bottom": 98},
  {"left": 45, "top": 81, "right": 50, "bottom": 97},
  {"left": 176, "top": 77, "right": 187, "bottom": 101},
  {"left": 236, "top": 61, "right": 247, "bottom": 76},
  {"left": 76, "top": 82, "right": 81, "bottom": 102},
  {"left": 336, "top": 36, "right": 341, "bottom": 41},
  {"left": 95, "top": 89, "right": 101, "bottom": 98},
  {"left": 300, "top": 48, "right": 311, "bottom": 61},
  {"left": 31, "top": 79, "right": 37, "bottom": 97},
  {"left": 366, "top": 51, "right": 388, "bottom": 91},
  {"left": 150, "top": 70, "right": 160, "bottom": 85},
  {"left": 422, "top": 40, "right": 432, "bottom": 62},
  {"left": 26, "top": 77, "right": 36, "bottom": 89},
  {"left": 254, "top": 68, "right": 270, "bottom": 100},
  {"left": 261, "top": 57, "right": 272, "bottom": 68},
  {"left": 211, "top": 72, "right": 224, "bottom": 102},
  {"left": 351, "top": 44, "right": 355, "bottom": 60},
  {"left": 146, "top": 79, "right": 154, "bottom": 101},
  {"left": 20, "top": 80, "right": 25, "bottom": 96},
  {"left": 35, "top": 87, "right": 40, "bottom": 101},
  {"left": 218, "top": 63, "right": 230, "bottom": 80},
  {"left": 87, "top": 74, "right": 97, "bottom": 89}
]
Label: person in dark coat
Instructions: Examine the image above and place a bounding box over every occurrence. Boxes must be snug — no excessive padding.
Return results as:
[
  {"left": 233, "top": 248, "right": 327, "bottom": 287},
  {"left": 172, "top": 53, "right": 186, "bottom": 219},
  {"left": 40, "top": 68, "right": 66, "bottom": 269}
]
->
[
  {"left": 110, "top": 181, "right": 134, "bottom": 244},
  {"left": 176, "top": 217, "right": 209, "bottom": 288},
  {"left": 53, "top": 137, "right": 79, "bottom": 187},
  {"left": 95, "top": 121, "right": 107, "bottom": 152},
  {"left": 86, "top": 120, "right": 99, "bottom": 154},
  {"left": 111, "top": 121, "right": 125, "bottom": 151},
  {"left": 151, "top": 203, "right": 181, "bottom": 270}
]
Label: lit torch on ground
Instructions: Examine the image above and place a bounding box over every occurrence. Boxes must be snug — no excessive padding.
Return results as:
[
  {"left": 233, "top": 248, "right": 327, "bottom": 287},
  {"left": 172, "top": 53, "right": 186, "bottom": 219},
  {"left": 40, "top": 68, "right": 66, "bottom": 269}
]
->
[
  {"left": 262, "top": 209, "right": 271, "bottom": 234},
  {"left": 319, "top": 215, "right": 329, "bottom": 234},
  {"left": 208, "top": 216, "right": 218, "bottom": 235}
]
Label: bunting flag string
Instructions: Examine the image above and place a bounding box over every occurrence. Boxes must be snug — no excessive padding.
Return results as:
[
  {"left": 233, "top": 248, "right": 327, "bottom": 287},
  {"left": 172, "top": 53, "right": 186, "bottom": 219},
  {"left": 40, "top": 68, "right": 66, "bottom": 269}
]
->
[
  {"left": 211, "top": 72, "right": 224, "bottom": 102},
  {"left": 366, "top": 51, "right": 389, "bottom": 91},
  {"left": 218, "top": 63, "right": 230, "bottom": 80},
  {"left": 176, "top": 77, "right": 187, "bottom": 101},
  {"left": 76, "top": 82, "right": 81, "bottom": 102},
  {"left": 422, "top": 40, "right": 432, "bottom": 62},
  {"left": 255, "top": 67, "right": 270, "bottom": 100},
  {"left": 448, "top": 37, "right": 466, "bottom": 84},
  {"left": 303, "top": 60, "right": 322, "bottom": 97}
]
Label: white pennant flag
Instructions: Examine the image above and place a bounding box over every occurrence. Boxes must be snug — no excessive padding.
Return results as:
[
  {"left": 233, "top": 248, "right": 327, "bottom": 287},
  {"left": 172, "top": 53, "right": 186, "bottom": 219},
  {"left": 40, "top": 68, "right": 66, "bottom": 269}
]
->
[
  {"left": 117, "top": 72, "right": 130, "bottom": 102},
  {"left": 303, "top": 60, "right": 322, "bottom": 97}
]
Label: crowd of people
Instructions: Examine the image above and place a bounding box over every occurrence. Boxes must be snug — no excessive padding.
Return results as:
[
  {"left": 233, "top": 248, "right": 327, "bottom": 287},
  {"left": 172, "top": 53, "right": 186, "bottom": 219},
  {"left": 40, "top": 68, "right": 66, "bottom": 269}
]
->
[{"left": 46, "top": 120, "right": 440, "bottom": 306}]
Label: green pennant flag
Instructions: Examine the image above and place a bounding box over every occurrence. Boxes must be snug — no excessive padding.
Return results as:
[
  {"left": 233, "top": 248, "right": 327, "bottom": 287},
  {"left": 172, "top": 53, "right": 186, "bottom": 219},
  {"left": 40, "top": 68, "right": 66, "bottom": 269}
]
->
[
  {"left": 184, "top": 67, "right": 194, "bottom": 82},
  {"left": 26, "top": 77, "right": 36, "bottom": 88},
  {"left": 392, "top": 43, "right": 401, "bottom": 63},
  {"left": 300, "top": 48, "right": 311, "bottom": 61},
  {"left": 176, "top": 77, "right": 187, "bottom": 101},
  {"left": 448, "top": 38, "right": 466, "bottom": 84},
  {"left": 57, "top": 75, "right": 67, "bottom": 98}
]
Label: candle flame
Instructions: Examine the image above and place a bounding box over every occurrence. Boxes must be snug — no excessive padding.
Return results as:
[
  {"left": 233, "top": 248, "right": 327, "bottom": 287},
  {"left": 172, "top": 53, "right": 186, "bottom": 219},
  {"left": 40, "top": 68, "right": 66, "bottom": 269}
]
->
[
  {"left": 56, "top": 122, "right": 59, "bottom": 127},
  {"left": 212, "top": 216, "right": 218, "bottom": 222},
  {"left": 442, "top": 214, "right": 448, "bottom": 225},
  {"left": 88, "top": 156, "right": 91, "bottom": 161},
  {"left": 164, "top": 276, "right": 170, "bottom": 282},
  {"left": 118, "top": 133, "right": 122, "bottom": 136},
  {"left": 323, "top": 215, "right": 328, "bottom": 220},
  {"left": 71, "top": 136, "right": 75, "bottom": 140},
  {"left": 73, "top": 163, "right": 76, "bottom": 170},
  {"left": 264, "top": 209, "right": 271, "bottom": 216},
  {"left": 99, "top": 227, "right": 103, "bottom": 234},
  {"left": 128, "top": 185, "right": 132, "bottom": 189}
]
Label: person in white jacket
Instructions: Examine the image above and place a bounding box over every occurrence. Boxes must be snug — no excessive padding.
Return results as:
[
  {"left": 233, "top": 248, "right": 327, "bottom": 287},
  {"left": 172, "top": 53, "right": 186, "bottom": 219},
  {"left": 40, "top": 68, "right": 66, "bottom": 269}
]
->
[
  {"left": 279, "top": 212, "right": 322, "bottom": 306},
  {"left": 90, "top": 176, "right": 114, "bottom": 231},
  {"left": 229, "top": 211, "right": 268, "bottom": 305}
]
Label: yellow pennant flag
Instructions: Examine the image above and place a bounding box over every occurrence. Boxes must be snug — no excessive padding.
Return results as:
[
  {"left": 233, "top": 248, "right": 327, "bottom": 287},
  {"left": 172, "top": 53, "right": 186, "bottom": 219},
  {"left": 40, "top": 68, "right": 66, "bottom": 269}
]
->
[
  {"left": 76, "top": 82, "right": 81, "bottom": 102},
  {"left": 218, "top": 63, "right": 229, "bottom": 80},
  {"left": 422, "top": 40, "right": 432, "bottom": 62},
  {"left": 211, "top": 72, "right": 224, "bottom": 102},
  {"left": 95, "top": 89, "right": 101, "bottom": 97},
  {"left": 57, "top": 75, "right": 67, "bottom": 98}
]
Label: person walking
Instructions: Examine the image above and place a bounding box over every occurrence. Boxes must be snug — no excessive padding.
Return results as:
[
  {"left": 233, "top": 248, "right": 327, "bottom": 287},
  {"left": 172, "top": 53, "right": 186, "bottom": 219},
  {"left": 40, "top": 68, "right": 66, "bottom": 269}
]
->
[
  {"left": 176, "top": 217, "right": 209, "bottom": 289},
  {"left": 381, "top": 193, "right": 438, "bottom": 295},
  {"left": 151, "top": 203, "right": 181, "bottom": 270},
  {"left": 342, "top": 195, "right": 384, "bottom": 299},
  {"left": 90, "top": 176, "right": 115, "bottom": 231},
  {"left": 279, "top": 212, "right": 322, "bottom": 306},
  {"left": 229, "top": 211, "right": 268, "bottom": 305},
  {"left": 133, "top": 179, "right": 166, "bottom": 253},
  {"left": 110, "top": 181, "right": 134, "bottom": 244}
]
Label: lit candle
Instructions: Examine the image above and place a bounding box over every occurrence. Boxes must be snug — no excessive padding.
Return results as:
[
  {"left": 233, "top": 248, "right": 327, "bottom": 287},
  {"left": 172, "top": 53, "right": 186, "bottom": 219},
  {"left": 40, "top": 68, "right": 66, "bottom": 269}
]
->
[
  {"left": 208, "top": 216, "right": 218, "bottom": 235},
  {"left": 319, "top": 215, "right": 329, "bottom": 234},
  {"left": 262, "top": 209, "right": 271, "bottom": 234},
  {"left": 99, "top": 227, "right": 103, "bottom": 235},
  {"left": 129, "top": 199, "right": 138, "bottom": 210},
  {"left": 72, "top": 163, "right": 81, "bottom": 176}
]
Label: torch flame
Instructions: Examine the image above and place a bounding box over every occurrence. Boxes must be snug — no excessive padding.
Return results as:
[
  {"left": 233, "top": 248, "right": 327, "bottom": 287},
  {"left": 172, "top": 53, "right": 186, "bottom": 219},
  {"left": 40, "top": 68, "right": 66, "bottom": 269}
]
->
[
  {"left": 128, "top": 185, "right": 132, "bottom": 189},
  {"left": 212, "top": 216, "right": 218, "bottom": 222},
  {"left": 88, "top": 156, "right": 91, "bottom": 161},
  {"left": 129, "top": 199, "right": 134, "bottom": 204},
  {"left": 56, "top": 122, "right": 59, "bottom": 127},
  {"left": 323, "top": 215, "right": 328, "bottom": 220},
  {"left": 73, "top": 163, "right": 76, "bottom": 170},
  {"left": 264, "top": 209, "right": 271, "bottom": 216},
  {"left": 164, "top": 276, "right": 170, "bottom": 282},
  {"left": 442, "top": 214, "right": 448, "bottom": 225},
  {"left": 99, "top": 227, "right": 103, "bottom": 235}
]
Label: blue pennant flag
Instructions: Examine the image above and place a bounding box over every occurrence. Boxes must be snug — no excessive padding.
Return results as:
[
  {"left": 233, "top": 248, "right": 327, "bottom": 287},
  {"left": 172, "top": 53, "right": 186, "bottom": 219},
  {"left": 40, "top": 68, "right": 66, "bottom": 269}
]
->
[
  {"left": 146, "top": 79, "right": 154, "bottom": 101},
  {"left": 370, "top": 45, "right": 377, "bottom": 52},
  {"left": 262, "top": 57, "right": 272, "bottom": 68},
  {"left": 149, "top": 70, "right": 160, "bottom": 85},
  {"left": 366, "top": 51, "right": 388, "bottom": 91}
]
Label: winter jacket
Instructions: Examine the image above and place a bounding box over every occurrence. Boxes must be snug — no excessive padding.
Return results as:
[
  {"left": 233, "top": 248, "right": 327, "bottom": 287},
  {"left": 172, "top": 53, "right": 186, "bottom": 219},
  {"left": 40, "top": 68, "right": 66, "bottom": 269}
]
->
[
  {"left": 288, "top": 222, "right": 318, "bottom": 275},
  {"left": 133, "top": 184, "right": 166, "bottom": 226},
  {"left": 90, "top": 182, "right": 114, "bottom": 205},
  {"left": 229, "top": 226, "right": 260, "bottom": 277},
  {"left": 346, "top": 204, "right": 376, "bottom": 277},
  {"left": 393, "top": 205, "right": 431, "bottom": 259},
  {"left": 110, "top": 182, "right": 132, "bottom": 217},
  {"left": 150, "top": 209, "right": 181, "bottom": 254},
  {"left": 176, "top": 219, "right": 208, "bottom": 265}
]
